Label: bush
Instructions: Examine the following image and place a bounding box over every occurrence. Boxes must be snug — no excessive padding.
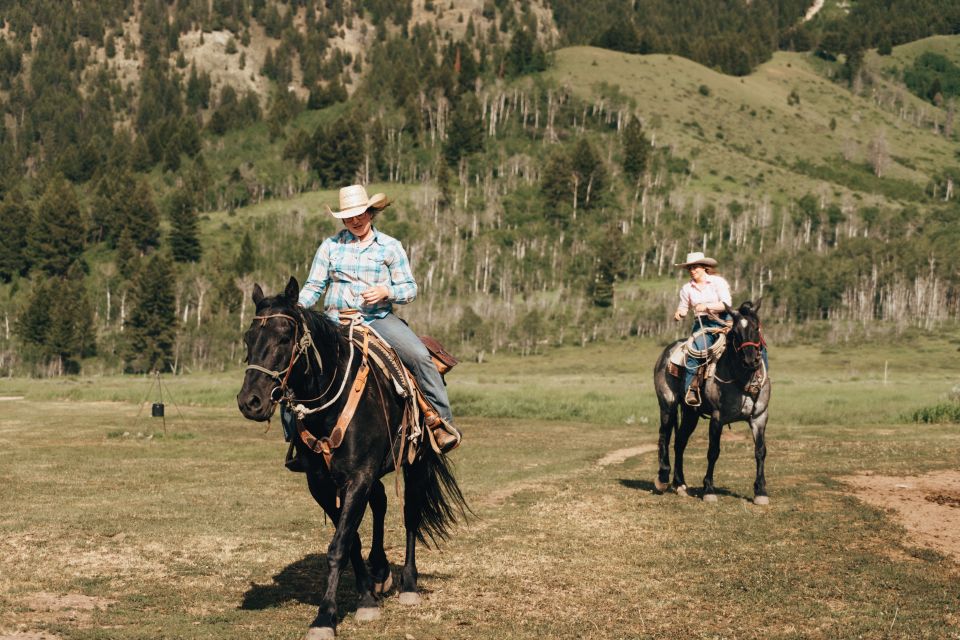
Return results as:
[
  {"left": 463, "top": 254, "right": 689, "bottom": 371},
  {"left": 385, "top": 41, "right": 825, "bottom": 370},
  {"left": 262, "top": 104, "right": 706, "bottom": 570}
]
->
[{"left": 907, "top": 402, "right": 960, "bottom": 424}]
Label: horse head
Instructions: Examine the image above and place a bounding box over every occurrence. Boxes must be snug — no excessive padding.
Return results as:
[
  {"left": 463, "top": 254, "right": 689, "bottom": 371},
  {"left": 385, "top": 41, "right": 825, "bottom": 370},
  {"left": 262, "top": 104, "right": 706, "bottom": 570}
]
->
[
  {"left": 237, "top": 276, "right": 303, "bottom": 422},
  {"left": 725, "top": 299, "right": 765, "bottom": 372}
]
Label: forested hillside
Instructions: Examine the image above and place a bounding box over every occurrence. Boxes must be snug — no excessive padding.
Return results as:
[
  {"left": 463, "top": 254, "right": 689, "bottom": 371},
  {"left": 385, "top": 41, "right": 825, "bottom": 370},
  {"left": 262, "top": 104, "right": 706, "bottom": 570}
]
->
[{"left": 0, "top": 0, "right": 959, "bottom": 376}]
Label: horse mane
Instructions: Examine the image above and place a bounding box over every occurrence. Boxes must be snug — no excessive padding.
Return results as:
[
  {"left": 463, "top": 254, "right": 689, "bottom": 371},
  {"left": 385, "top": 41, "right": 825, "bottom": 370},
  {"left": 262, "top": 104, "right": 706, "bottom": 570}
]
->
[{"left": 256, "top": 294, "right": 345, "bottom": 362}]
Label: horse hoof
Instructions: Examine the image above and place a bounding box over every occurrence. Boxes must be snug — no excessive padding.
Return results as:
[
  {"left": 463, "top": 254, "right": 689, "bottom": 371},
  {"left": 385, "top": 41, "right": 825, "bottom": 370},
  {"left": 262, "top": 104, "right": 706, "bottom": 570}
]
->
[
  {"left": 398, "top": 591, "right": 421, "bottom": 606},
  {"left": 355, "top": 607, "right": 381, "bottom": 622},
  {"left": 674, "top": 484, "right": 689, "bottom": 497},
  {"left": 703, "top": 493, "right": 718, "bottom": 503},
  {"left": 374, "top": 572, "right": 393, "bottom": 595},
  {"left": 654, "top": 478, "right": 670, "bottom": 493},
  {"left": 753, "top": 495, "right": 770, "bottom": 506},
  {"left": 305, "top": 627, "right": 335, "bottom": 640}
]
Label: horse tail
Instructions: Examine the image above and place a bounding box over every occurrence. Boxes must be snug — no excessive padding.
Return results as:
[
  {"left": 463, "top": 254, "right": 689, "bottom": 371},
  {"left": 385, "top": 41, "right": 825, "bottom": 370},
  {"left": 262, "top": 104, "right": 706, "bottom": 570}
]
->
[{"left": 403, "top": 445, "right": 469, "bottom": 547}]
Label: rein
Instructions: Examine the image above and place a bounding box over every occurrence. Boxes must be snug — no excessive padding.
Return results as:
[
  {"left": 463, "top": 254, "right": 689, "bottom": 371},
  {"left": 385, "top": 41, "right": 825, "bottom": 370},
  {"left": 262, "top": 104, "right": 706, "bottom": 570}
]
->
[{"left": 245, "top": 312, "right": 328, "bottom": 403}]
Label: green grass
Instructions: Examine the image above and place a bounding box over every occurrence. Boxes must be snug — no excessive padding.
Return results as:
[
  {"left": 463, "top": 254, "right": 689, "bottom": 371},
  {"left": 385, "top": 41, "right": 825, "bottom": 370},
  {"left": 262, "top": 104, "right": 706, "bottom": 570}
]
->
[
  {"left": 545, "top": 45, "right": 954, "bottom": 207},
  {"left": 1, "top": 339, "right": 959, "bottom": 638}
]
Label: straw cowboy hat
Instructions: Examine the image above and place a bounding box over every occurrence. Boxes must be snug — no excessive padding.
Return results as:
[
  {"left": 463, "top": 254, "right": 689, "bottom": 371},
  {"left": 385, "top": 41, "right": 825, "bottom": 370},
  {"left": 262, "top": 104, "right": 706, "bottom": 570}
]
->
[
  {"left": 675, "top": 251, "right": 718, "bottom": 268},
  {"left": 326, "top": 185, "right": 391, "bottom": 219}
]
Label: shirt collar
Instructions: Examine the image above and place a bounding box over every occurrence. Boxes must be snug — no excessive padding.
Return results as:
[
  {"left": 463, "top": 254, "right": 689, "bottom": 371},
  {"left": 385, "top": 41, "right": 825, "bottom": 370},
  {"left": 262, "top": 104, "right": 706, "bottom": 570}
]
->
[{"left": 341, "top": 226, "right": 382, "bottom": 244}]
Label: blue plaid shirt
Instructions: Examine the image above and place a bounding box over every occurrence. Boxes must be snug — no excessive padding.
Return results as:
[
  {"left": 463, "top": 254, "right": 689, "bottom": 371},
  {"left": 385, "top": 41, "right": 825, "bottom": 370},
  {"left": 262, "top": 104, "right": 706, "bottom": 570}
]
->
[{"left": 298, "top": 228, "right": 418, "bottom": 322}]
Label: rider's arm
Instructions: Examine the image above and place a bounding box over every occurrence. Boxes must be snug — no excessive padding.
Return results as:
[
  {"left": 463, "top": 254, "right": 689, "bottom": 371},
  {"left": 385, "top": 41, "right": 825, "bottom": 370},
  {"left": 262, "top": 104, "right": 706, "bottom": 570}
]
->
[
  {"left": 674, "top": 284, "right": 690, "bottom": 321},
  {"left": 298, "top": 239, "right": 333, "bottom": 308},
  {"left": 383, "top": 241, "right": 418, "bottom": 305}
]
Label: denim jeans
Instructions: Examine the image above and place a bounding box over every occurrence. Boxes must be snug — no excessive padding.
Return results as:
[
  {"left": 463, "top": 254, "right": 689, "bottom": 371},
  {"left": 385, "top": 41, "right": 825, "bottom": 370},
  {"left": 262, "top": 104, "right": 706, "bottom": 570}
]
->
[
  {"left": 370, "top": 313, "right": 453, "bottom": 423},
  {"left": 685, "top": 315, "right": 728, "bottom": 393}
]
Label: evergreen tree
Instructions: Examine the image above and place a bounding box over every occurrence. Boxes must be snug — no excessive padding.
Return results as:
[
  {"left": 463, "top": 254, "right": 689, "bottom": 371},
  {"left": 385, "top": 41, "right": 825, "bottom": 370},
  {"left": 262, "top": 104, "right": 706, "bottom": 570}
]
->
[
  {"left": 443, "top": 94, "right": 484, "bottom": 165},
  {"left": 235, "top": 230, "right": 256, "bottom": 275},
  {"left": 310, "top": 113, "right": 363, "bottom": 187},
  {"left": 115, "top": 227, "right": 140, "bottom": 280},
  {"left": 125, "top": 253, "right": 177, "bottom": 373},
  {"left": 16, "top": 277, "right": 53, "bottom": 357},
  {"left": 0, "top": 191, "right": 30, "bottom": 281},
  {"left": 540, "top": 147, "right": 575, "bottom": 224},
  {"left": 621, "top": 116, "right": 649, "bottom": 182},
  {"left": 570, "top": 138, "right": 607, "bottom": 211},
  {"left": 28, "top": 176, "right": 86, "bottom": 276},
  {"left": 169, "top": 186, "right": 202, "bottom": 263}
]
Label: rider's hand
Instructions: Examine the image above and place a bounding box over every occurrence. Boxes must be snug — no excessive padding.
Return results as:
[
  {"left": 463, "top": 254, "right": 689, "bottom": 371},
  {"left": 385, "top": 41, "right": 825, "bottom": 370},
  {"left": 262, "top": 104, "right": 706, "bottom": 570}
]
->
[
  {"left": 360, "top": 285, "right": 390, "bottom": 306},
  {"left": 673, "top": 310, "right": 685, "bottom": 321}
]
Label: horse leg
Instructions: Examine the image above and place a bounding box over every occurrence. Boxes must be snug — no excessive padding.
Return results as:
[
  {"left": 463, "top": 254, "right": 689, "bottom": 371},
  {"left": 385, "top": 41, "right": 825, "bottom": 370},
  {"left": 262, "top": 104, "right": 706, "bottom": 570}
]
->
[
  {"left": 306, "top": 474, "right": 376, "bottom": 639},
  {"left": 305, "top": 472, "right": 379, "bottom": 619},
  {"left": 398, "top": 477, "right": 423, "bottom": 606},
  {"left": 750, "top": 411, "right": 769, "bottom": 505},
  {"left": 655, "top": 402, "right": 676, "bottom": 493},
  {"left": 702, "top": 414, "right": 723, "bottom": 502},
  {"left": 672, "top": 409, "right": 698, "bottom": 496},
  {"left": 367, "top": 479, "right": 393, "bottom": 596}
]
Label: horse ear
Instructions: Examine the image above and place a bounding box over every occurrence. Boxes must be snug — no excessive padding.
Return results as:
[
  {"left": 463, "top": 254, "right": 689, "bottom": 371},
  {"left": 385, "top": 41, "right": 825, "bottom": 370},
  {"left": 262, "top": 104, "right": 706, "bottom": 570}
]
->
[
  {"left": 252, "top": 284, "right": 264, "bottom": 306},
  {"left": 284, "top": 276, "right": 300, "bottom": 302},
  {"left": 753, "top": 297, "right": 762, "bottom": 313},
  {"left": 724, "top": 302, "right": 737, "bottom": 318}
]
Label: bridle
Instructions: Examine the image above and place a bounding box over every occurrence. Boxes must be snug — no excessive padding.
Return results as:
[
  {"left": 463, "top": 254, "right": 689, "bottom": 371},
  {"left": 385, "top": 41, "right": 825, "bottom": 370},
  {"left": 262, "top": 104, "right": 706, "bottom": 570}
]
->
[
  {"left": 732, "top": 318, "right": 766, "bottom": 355},
  {"left": 244, "top": 309, "right": 355, "bottom": 414},
  {"left": 244, "top": 313, "right": 305, "bottom": 402}
]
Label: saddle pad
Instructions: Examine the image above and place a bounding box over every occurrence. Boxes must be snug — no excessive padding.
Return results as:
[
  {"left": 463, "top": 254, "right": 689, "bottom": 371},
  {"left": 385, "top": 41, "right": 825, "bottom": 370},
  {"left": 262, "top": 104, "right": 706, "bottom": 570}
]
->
[{"left": 669, "top": 341, "right": 687, "bottom": 367}]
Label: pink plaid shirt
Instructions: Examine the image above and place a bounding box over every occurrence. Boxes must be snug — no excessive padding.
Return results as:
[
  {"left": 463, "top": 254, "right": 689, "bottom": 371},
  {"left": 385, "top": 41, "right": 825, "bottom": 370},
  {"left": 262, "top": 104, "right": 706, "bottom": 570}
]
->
[{"left": 677, "top": 274, "right": 731, "bottom": 316}]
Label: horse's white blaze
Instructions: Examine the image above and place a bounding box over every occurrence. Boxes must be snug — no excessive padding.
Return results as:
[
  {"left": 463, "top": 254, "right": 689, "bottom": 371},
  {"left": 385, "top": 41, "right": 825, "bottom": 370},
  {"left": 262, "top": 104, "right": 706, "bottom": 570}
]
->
[{"left": 740, "top": 318, "right": 749, "bottom": 329}]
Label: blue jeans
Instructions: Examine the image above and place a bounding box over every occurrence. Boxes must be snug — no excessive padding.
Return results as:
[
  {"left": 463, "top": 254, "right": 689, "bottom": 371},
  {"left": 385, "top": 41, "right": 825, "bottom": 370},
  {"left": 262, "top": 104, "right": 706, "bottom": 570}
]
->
[
  {"left": 685, "top": 315, "right": 728, "bottom": 393},
  {"left": 370, "top": 313, "right": 453, "bottom": 423}
]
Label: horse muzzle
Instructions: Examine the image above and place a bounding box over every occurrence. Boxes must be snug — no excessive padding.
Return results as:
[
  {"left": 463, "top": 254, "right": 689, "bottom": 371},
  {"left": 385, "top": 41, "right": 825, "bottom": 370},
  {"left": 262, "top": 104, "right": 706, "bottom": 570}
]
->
[{"left": 237, "top": 387, "right": 276, "bottom": 422}]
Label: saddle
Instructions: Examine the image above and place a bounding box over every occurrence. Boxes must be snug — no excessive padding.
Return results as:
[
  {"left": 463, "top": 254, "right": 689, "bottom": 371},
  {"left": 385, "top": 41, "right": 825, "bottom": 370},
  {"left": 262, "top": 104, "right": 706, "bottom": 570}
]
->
[{"left": 666, "top": 320, "right": 731, "bottom": 407}]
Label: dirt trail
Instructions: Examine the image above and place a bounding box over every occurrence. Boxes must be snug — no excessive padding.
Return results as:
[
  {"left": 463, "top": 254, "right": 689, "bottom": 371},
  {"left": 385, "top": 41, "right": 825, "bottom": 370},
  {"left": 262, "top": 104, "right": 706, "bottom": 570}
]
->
[
  {"left": 596, "top": 444, "right": 658, "bottom": 467},
  {"left": 842, "top": 470, "right": 960, "bottom": 565}
]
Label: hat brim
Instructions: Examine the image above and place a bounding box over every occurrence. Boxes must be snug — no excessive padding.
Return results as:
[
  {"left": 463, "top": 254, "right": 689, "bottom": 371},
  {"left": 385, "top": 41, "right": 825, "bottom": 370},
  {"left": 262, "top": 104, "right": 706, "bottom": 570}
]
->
[
  {"left": 327, "top": 203, "right": 372, "bottom": 219},
  {"left": 675, "top": 258, "right": 718, "bottom": 268},
  {"left": 368, "top": 193, "right": 390, "bottom": 210}
]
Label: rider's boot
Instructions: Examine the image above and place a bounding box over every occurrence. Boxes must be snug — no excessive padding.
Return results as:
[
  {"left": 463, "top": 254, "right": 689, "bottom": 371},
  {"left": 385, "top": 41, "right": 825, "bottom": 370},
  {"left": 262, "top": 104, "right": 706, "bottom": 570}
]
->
[{"left": 423, "top": 409, "right": 461, "bottom": 454}]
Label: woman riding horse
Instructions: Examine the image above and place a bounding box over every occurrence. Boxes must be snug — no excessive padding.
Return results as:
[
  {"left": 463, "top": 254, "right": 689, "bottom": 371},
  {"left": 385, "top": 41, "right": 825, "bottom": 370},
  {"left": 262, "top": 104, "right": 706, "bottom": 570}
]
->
[
  {"left": 287, "top": 185, "right": 460, "bottom": 460},
  {"left": 673, "top": 252, "right": 733, "bottom": 407}
]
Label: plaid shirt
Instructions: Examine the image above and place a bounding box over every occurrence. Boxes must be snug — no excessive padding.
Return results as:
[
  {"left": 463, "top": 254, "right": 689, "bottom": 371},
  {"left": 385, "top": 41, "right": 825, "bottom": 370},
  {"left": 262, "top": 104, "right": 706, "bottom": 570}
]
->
[{"left": 298, "top": 228, "right": 418, "bottom": 322}]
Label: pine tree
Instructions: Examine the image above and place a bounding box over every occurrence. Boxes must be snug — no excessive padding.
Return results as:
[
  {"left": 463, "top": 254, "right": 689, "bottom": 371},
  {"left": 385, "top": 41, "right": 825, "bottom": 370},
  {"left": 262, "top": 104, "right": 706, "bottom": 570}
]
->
[
  {"left": 116, "top": 227, "right": 140, "bottom": 280},
  {"left": 540, "top": 147, "right": 574, "bottom": 224},
  {"left": 125, "top": 253, "right": 177, "bottom": 373},
  {"left": 235, "top": 230, "right": 256, "bottom": 275},
  {"left": 621, "top": 116, "right": 649, "bottom": 182},
  {"left": 0, "top": 191, "right": 30, "bottom": 281},
  {"left": 168, "top": 186, "right": 202, "bottom": 263},
  {"left": 443, "top": 94, "right": 484, "bottom": 165},
  {"left": 28, "top": 176, "right": 86, "bottom": 276},
  {"left": 570, "top": 138, "right": 606, "bottom": 211}
]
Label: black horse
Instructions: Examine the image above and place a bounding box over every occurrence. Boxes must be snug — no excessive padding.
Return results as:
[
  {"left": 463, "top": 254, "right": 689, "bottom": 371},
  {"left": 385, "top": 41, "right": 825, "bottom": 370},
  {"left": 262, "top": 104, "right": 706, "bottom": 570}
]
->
[
  {"left": 237, "top": 277, "right": 467, "bottom": 639},
  {"left": 652, "top": 300, "right": 771, "bottom": 504}
]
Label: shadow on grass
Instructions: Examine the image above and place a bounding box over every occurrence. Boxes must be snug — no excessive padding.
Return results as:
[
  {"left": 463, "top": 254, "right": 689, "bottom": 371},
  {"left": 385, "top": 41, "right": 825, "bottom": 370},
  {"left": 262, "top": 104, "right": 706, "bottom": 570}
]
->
[
  {"left": 618, "top": 478, "right": 752, "bottom": 501},
  {"left": 240, "top": 554, "right": 442, "bottom": 612},
  {"left": 240, "top": 553, "right": 355, "bottom": 610}
]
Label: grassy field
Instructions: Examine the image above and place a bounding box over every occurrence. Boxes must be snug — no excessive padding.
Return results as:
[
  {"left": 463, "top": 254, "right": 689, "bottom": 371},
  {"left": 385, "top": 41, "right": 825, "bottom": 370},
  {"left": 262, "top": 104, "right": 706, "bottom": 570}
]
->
[
  {"left": 546, "top": 44, "right": 953, "bottom": 206},
  {"left": 1, "top": 339, "right": 959, "bottom": 639}
]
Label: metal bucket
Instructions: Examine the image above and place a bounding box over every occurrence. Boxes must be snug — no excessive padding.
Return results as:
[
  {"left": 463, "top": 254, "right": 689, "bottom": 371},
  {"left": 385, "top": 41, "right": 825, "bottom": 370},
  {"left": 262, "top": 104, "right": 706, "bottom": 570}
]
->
[{"left": 151, "top": 402, "right": 165, "bottom": 417}]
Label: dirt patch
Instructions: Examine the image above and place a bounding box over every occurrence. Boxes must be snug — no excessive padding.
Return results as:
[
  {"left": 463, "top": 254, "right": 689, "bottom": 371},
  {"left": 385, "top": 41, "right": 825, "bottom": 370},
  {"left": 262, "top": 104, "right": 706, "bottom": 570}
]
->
[
  {"left": 841, "top": 470, "right": 960, "bottom": 564},
  {"left": 597, "top": 444, "right": 658, "bottom": 467},
  {"left": 0, "top": 592, "right": 114, "bottom": 639}
]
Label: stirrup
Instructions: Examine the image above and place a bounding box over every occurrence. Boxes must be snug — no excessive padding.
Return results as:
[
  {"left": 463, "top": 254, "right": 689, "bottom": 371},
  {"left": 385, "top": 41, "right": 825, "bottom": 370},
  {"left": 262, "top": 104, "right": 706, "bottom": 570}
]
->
[
  {"left": 426, "top": 414, "right": 461, "bottom": 454},
  {"left": 684, "top": 387, "right": 701, "bottom": 408}
]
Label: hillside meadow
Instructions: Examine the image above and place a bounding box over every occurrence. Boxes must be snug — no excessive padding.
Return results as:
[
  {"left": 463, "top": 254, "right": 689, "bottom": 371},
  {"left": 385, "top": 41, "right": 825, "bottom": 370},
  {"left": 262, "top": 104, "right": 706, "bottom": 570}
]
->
[{"left": 1, "top": 337, "right": 958, "bottom": 639}]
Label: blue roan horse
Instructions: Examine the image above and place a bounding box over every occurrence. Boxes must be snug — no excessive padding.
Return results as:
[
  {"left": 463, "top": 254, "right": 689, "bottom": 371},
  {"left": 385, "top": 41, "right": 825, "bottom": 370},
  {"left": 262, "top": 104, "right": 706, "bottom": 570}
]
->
[
  {"left": 652, "top": 301, "right": 771, "bottom": 504},
  {"left": 237, "top": 278, "right": 467, "bottom": 639}
]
